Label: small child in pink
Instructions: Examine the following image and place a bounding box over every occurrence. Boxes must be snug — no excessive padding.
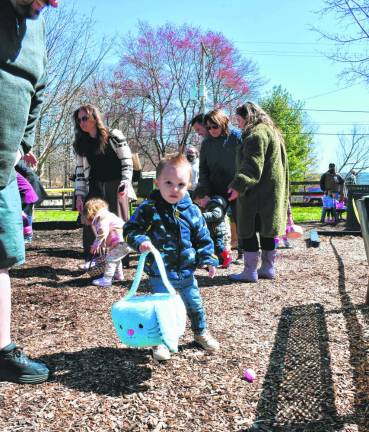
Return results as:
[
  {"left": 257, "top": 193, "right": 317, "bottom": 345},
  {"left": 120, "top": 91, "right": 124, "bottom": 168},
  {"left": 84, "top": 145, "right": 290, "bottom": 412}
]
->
[
  {"left": 16, "top": 172, "right": 39, "bottom": 243},
  {"left": 82, "top": 198, "right": 131, "bottom": 287}
]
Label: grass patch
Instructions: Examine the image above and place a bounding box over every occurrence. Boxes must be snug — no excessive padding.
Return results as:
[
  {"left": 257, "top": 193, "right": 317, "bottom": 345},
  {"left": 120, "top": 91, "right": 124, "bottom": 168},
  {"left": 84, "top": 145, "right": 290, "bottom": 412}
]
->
[
  {"left": 34, "top": 206, "right": 323, "bottom": 224},
  {"left": 292, "top": 206, "right": 322, "bottom": 223},
  {"left": 34, "top": 210, "right": 78, "bottom": 222}
]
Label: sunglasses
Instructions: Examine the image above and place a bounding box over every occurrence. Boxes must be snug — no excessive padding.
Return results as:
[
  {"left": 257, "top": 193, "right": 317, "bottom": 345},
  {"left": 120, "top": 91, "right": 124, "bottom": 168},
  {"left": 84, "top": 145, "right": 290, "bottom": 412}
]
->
[
  {"left": 206, "top": 124, "right": 220, "bottom": 131},
  {"left": 77, "top": 116, "right": 89, "bottom": 124}
]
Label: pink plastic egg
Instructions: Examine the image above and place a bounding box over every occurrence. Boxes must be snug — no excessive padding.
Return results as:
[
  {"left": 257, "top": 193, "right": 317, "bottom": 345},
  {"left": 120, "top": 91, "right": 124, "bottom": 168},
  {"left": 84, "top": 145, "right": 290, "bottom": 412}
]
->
[{"left": 243, "top": 368, "right": 256, "bottom": 382}]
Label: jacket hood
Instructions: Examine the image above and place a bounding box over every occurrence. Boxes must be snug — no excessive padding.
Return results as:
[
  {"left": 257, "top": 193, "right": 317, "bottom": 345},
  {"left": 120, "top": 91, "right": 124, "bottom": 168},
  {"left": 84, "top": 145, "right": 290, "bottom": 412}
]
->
[{"left": 209, "top": 195, "right": 228, "bottom": 209}]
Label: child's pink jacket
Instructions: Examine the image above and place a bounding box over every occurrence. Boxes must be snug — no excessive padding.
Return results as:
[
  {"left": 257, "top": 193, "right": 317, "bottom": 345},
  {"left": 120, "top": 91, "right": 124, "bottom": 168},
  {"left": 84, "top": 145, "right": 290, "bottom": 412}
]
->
[{"left": 91, "top": 208, "right": 124, "bottom": 250}]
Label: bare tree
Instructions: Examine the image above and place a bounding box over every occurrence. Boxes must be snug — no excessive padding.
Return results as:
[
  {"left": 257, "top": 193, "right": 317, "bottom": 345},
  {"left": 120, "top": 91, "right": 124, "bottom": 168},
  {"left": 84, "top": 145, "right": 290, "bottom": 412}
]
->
[
  {"left": 35, "top": 5, "right": 112, "bottom": 184},
  {"left": 336, "top": 125, "right": 369, "bottom": 175},
  {"left": 313, "top": 0, "right": 369, "bottom": 84}
]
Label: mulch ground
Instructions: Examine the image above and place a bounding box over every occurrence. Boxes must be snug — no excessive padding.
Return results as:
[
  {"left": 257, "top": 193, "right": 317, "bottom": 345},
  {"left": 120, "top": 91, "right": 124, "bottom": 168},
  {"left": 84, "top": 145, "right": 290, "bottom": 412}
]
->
[{"left": 1, "top": 223, "right": 368, "bottom": 432}]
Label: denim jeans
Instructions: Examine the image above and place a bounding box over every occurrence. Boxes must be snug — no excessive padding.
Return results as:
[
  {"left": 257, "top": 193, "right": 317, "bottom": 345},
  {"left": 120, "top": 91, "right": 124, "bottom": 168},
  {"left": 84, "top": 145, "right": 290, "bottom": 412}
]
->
[{"left": 149, "top": 274, "right": 206, "bottom": 336}]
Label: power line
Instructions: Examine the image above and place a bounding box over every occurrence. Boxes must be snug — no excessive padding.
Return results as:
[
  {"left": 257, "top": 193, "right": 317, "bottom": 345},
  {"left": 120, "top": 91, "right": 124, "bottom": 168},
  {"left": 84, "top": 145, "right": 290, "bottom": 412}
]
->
[
  {"left": 238, "top": 50, "right": 325, "bottom": 58},
  {"left": 233, "top": 40, "right": 338, "bottom": 46},
  {"left": 301, "top": 108, "right": 369, "bottom": 114}
]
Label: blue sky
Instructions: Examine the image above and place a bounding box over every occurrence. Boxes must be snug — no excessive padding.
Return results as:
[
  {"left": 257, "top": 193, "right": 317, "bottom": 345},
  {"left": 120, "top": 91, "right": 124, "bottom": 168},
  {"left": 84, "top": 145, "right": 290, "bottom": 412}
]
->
[{"left": 72, "top": 0, "right": 369, "bottom": 172}]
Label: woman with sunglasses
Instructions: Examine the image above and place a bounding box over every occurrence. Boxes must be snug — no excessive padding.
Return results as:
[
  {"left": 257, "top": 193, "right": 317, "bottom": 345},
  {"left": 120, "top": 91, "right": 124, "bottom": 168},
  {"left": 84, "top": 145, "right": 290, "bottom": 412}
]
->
[
  {"left": 228, "top": 102, "right": 289, "bottom": 283},
  {"left": 73, "top": 104, "right": 135, "bottom": 266},
  {"left": 198, "top": 109, "right": 243, "bottom": 258},
  {"left": 198, "top": 110, "right": 242, "bottom": 201}
]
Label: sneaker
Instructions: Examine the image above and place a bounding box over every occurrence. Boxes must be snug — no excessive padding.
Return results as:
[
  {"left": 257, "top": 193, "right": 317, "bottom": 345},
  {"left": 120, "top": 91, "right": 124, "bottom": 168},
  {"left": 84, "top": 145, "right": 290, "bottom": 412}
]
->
[
  {"left": 78, "top": 260, "right": 93, "bottom": 271},
  {"left": 24, "top": 235, "right": 33, "bottom": 244},
  {"left": 194, "top": 331, "right": 220, "bottom": 351},
  {"left": 0, "top": 343, "right": 49, "bottom": 384},
  {"left": 152, "top": 344, "right": 171, "bottom": 361},
  {"left": 92, "top": 276, "right": 112, "bottom": 287}
]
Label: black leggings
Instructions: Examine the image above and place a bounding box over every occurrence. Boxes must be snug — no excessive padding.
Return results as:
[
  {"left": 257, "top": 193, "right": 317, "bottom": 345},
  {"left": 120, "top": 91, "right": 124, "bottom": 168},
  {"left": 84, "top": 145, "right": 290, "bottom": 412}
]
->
[{"left": 239, "top": 214, "right": 275, "bottom": 252}]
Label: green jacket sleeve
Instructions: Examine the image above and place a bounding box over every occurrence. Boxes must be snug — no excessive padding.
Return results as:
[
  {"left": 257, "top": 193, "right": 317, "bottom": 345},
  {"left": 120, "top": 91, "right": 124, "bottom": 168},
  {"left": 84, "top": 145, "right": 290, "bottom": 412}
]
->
[
  {"left": 20, "top": 69, "right": 47, "bottom": 155},
  {"left": 229, "top": 129, "right": 267, "bottom": 195}
]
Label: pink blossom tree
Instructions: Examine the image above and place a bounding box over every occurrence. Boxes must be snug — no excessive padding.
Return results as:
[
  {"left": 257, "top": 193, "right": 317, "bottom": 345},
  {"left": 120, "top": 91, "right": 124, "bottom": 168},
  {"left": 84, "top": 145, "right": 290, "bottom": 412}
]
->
[{"left": 107, "top": 22, "right": 263, "bottom": 163}]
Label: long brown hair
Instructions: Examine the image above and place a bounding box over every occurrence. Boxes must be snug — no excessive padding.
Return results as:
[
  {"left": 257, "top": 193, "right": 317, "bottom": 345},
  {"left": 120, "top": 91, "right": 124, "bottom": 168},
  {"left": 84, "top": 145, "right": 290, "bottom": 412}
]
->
[
  {"left": 236, "top": 102, "right": 284, "bottom": 144},
  {"left": 204, "top": 109, "right": 229, "bottom": 136},
  {"left": 72, "top": 104, "right": 109, "bottom": 155}
]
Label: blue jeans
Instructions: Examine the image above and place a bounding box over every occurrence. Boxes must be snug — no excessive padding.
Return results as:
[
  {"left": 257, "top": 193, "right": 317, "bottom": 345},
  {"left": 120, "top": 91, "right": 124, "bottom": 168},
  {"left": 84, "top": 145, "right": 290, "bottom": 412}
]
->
[{"left": 149, "top": 274, "right": 206, "bottom": 336}]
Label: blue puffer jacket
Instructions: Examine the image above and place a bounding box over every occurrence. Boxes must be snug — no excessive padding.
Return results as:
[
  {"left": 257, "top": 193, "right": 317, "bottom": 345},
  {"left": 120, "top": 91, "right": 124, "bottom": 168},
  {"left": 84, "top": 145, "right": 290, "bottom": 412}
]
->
[{"left": 124, "top": 190, "right": 218, "bottom": 279}]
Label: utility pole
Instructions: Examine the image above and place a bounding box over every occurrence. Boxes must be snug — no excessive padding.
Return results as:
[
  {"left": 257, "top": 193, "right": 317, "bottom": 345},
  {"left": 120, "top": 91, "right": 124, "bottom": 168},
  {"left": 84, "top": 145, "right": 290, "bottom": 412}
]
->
[{"left": 199, "top": 42, "right": 208, "bottom": 113}]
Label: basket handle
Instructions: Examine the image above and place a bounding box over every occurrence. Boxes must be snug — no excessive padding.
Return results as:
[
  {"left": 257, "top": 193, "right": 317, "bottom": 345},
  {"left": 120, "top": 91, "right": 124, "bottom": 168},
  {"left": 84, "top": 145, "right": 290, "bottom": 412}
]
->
[{"left": 124, "top": 247, "right": 175, "bottom": 300}]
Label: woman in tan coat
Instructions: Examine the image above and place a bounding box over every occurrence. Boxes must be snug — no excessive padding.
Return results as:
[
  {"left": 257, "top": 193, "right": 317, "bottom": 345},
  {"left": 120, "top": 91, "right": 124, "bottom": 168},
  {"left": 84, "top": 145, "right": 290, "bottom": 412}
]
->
[{"left": 228, "top": 102, "right": 289, "bottom": 282}]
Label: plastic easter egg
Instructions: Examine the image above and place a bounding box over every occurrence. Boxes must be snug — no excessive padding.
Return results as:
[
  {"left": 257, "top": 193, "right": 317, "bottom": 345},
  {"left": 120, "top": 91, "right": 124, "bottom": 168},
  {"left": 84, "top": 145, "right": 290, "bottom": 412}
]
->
[
  {"left": 243, "top": 368, "right": 256, "bottom": 382},
  {"left": 287, "top": 224, "right": 303, "bottom": 239}
]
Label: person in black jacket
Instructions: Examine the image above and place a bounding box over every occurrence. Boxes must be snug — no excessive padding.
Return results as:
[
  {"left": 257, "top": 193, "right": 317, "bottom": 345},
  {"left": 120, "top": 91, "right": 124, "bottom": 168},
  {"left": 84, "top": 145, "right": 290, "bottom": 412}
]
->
[{"left": 320, "top": 163, "right": 344, "bottom": 198}]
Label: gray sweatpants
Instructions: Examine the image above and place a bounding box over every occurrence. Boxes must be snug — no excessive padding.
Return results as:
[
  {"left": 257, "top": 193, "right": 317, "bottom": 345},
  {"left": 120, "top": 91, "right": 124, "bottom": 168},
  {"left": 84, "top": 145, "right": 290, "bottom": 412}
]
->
[{"left": 104, "top": 242, "right": 131, "bottom": 279}]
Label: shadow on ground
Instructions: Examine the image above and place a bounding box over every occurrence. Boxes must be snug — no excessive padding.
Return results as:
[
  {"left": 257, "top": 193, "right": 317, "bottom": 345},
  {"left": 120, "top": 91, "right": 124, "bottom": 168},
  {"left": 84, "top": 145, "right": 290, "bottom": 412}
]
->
[{"left": 40, "top": 347, "right": 152, "bottom": 396}]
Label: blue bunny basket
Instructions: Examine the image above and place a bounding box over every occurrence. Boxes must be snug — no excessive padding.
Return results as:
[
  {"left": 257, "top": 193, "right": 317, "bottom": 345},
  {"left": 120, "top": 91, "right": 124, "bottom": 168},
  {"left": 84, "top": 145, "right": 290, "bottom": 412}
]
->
[{"left": 111, "top": 248, "right": 186, "bottom": 352}]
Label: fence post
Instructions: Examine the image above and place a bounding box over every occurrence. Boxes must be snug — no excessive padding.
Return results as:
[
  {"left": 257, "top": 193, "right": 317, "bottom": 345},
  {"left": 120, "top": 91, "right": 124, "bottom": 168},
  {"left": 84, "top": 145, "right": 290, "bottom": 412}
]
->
[
  {"left": 356, "top": 196, "right": 369, "bottom": 305},
  {"left": 62, "top": 192, "right": 66, "bottom": 211}
]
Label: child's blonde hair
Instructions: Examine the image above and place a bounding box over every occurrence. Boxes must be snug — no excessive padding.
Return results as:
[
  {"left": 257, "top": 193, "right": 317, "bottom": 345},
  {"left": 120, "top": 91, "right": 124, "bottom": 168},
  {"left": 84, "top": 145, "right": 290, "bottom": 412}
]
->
[
  {"left": 156, "top": 153, "right": 192, "bottom": 181},
  {"left": 82, "top": 198, "right": 108, "bottom": 222}
]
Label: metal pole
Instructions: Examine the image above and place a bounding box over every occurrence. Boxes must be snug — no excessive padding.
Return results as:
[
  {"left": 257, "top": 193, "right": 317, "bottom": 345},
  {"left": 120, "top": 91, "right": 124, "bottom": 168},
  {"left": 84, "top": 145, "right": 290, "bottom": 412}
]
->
[{"left": 199, "top": 42, "right": 207, "bottom": 113}]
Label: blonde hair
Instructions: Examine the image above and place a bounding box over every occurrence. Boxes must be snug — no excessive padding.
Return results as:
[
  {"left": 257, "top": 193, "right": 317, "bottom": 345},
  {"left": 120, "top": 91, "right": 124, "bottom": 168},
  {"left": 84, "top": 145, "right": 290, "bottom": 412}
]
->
[
  {"left": 73, "top": 104, "right": 109, "bottom": 155},
  {"left": 204, "top": 109, "right": 229, "bottom": 136},
  {"left": 82, "top": 198, "right": 108, "bottom": 223},
  {"left": 156, "top": 153, "right": 192, "bottom": 180}
]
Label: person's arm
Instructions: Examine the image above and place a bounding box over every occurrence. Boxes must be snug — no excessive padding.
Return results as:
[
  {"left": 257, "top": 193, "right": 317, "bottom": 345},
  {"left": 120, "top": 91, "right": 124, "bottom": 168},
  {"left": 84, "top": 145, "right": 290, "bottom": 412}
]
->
[
  {"left": 20, "top": 66, "right": 48, "bottom": 156},
  {"left": 110, "top": 129, "right": 133, "bottom": 192},
  {"left": 74, "top": 154, "right": 88, "bottom": 198},
  {"left": 319, "top": 173, "right": 326, "bottom": 192},
  {"left": 228, "top": 129, "right": 266, "bottom": 195},
  {"left": 337, "top": 174, "right": 345, "bottom": 195},
  {"left": 123, "top": 202, "right": 152, "bottom": 251},
  {"left": 198, "top": 141, "right": 211, "bottom": 194}
]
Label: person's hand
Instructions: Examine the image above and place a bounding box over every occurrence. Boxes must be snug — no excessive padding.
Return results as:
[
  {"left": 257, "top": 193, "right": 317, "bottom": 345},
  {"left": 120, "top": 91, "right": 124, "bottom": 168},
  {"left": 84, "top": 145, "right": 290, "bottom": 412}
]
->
[
  {"left": 90, "top": 243, "right": 99, "bottom": 255},
  {"left": 118, "top": 182, "right": 128, "bottom": 199},
  {"left": 91, "top": 240, "right": 106, "bottom": 255},
  {"left": 22, "top": 151, "right": 38, "bottom": 168},
  {"left": 76, "top": 196, "right": 84, "bottom": 213},
  {"left": 227, "top": 188, "right": 239, "bottom": 201},
  {"left": 139, "top": 241, "right": 154, "bottom": 253},
  {"left": 208, "top": 265, "right": 216, "bottom": 278}
]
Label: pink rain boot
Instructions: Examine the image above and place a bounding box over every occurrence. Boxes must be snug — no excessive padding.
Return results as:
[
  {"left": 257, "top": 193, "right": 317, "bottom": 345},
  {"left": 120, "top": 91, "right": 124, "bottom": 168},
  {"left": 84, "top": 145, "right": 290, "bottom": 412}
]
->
[
  {"left": 229, "top": 251, "right": 259, "bottom": 283},
  {"left": 258, "top": 250, "right": 277, "bottom": 279}
]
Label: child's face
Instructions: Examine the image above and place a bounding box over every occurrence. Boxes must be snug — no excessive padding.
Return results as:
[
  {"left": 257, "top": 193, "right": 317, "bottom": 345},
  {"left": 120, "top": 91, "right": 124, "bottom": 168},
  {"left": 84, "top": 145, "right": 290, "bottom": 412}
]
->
[{"left": 155, "top": 164, "right": 191, "bottom": 204}]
